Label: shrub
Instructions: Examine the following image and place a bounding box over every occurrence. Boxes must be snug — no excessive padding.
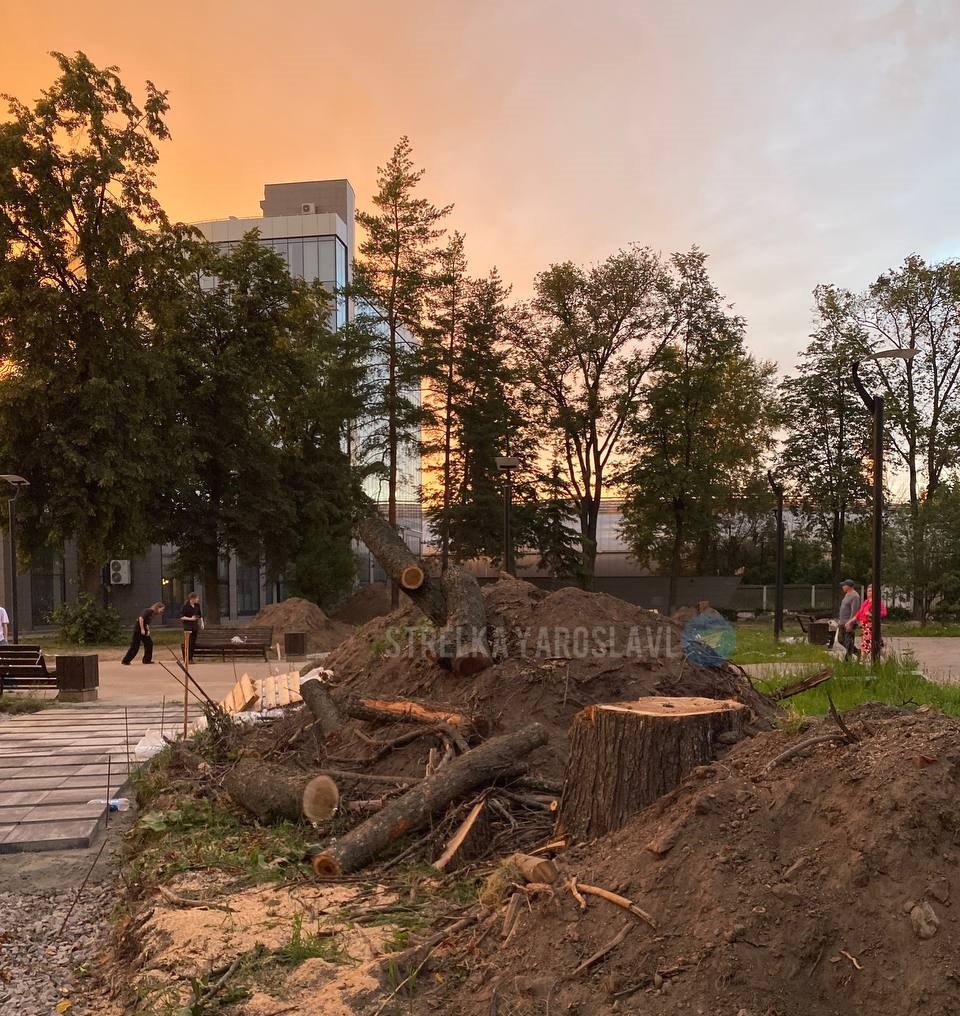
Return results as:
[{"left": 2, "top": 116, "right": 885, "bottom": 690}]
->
[{"left": 47, "top": 593, "right": 123, "bottom": 645}]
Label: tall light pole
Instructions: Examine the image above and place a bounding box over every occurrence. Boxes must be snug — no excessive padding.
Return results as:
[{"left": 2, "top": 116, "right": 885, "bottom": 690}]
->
[
  {"left": 0, "top": 475, "right": 30, "bottom": 644},
  {"left": 496, "top": 457, "right": 520, "bottom": 577},
  {"left": 766, "top": 472, "right": 785, "bottom": 641},
  {"left": 850, "top": 349, "right": 917, "bottom": 664}
]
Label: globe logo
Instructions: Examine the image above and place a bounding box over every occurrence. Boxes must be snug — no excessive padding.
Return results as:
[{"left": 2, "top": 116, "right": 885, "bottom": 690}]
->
[{"left": 682, "top": 612, "right": 736, "bottom": 668}]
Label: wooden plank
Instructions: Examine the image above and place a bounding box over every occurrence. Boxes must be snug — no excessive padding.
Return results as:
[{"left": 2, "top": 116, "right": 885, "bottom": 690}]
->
[{"left": 218, "top": 673, "right": 259, "bottom": 715}]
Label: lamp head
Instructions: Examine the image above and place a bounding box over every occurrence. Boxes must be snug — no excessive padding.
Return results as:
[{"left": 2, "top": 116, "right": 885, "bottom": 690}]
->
[
  {"left": 0, "top": 475, "right": 28, "bottom": 487},
  {"left": 495, "top": 457, "right": 521, "bottom": 471},
  {"left": 871, "top": 348, "right": 918, "bottom": 362}
]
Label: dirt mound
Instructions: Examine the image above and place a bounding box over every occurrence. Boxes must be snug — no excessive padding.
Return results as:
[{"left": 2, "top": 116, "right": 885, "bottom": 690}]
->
[
  {"left": 322, "top": 576, "right": 771, "bottom": 783},
  {"left": 251, "top": 596, "right": 354, "bottom": 653},
  {"left": 432, "top": 706, "right": 960, "bottom": 1016},
  {"left": 331, "top": 582, "right": 393, "bottom": 625}
]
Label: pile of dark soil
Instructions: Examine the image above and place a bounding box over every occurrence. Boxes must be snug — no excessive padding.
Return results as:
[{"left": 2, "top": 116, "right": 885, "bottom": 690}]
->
[
  {"left": 251, "top": 596, "right": 354, "bottom": 653},
  {"left": 322, "top": 577, "right": 770, "bottom": 783},
  {"left": 430, "top": 705, "right": 960, "bottom": 1016},
  {"left": 331, "top": 582, "right": 393, "bottom": 625}
]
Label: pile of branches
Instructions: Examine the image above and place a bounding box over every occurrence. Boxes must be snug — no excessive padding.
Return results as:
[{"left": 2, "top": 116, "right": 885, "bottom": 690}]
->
[{"left": 223, "top": 680, "right": 561, "bottom": 877}]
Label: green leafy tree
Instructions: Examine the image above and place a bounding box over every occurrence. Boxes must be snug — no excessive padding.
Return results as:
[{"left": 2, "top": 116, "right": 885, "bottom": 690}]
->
[
  {"left": 0, "top": 52, "right": 178, "bottom": 592},
  {"left": 856, "top": 255, "right": 960, "bottom": 616},
  {"left": 160, "top": 234, "right": 356, "bottom": 621},
  {"left": 521, "top": 462, "right": 585, "bottom": 582},
  {"left": 515, "top": 245, "right": 671, "bottom": 587},
  {"left": 351, "top": 137, "right": 450, "bottom": 604},
  {"left": 618, "top": 250, "right": 777, "bottom": 613},
  {"left": 778, "top": 285, "right": 872, "bottom": 612}
]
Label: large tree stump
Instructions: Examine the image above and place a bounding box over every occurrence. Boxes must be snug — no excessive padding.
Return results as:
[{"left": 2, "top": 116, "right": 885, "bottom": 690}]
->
[
  {"left": 428, "top": 565, "right": 493, "bottom": 676},
  {"left": 555, "top": 697, "right": 748, "bottom": 842},
  {"left": 224, "top": 759, "right": 339, "bottom": 824},
  {"left": 311, "top": 722, "right": 548, "bottom": 877},
  {"left": 355, "top": 512, "right": 448, "bottom": 625}
]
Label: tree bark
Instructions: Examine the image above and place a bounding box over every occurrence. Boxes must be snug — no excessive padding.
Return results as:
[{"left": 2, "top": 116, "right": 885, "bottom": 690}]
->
[
  {"left": 311, "top": 723, "right": 548, "bottom": 876},
  {"left": 429, "top": 565, "right": 492, "bottom": 676},
  {"left": 556, "top": 697, "right": 747, "bottom": 842},
  {"left": 344, "top": 696, "right": 477, "bottom": 734},
  {"left": 224, "top": 759, "right": 338, "bottom": 824},
  {"left": 355, "top": 512, "right": 447, "bottom": 625},
  {"left": 300, "top": 679, "right": 343, "bottom": 736}
]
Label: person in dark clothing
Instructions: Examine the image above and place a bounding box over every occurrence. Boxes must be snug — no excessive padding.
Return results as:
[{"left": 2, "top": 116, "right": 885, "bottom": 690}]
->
[
  {"left": 121, "top": 602, "right": 165, "bottom": 665},
  {"left": 179, "top": 592, "right": 203, "bottom": 662}
]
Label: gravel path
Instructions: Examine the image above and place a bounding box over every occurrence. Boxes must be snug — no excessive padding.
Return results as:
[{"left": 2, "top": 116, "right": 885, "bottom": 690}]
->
[{"left": 0, "top": 881, "right": 114, "bottom": 1016}]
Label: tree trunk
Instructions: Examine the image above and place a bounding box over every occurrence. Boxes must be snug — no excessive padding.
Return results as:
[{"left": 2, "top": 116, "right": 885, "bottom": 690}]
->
[
  {"left": 203, "top": 565, "right": 222, "bottom": 625},
  {"left": 388, "top": 320, "right": 400, "bottom": 611},
  {"left": 79, "top": 557, "right": 102, "bottom": 599},
  {"left": 310, "top": 723, "right": 548, "bottom": 877},
  {"left": 300, "top": 679, "right": 343, "bottom": 736},
  {"left": 555, "top": 697, "right": 748, "bottom": 842},
  {"left": 224, "top": 759, "right": 339, "bottom": 824},
  {"left": 429, "top": 565, "right": 492, "bottom": 675},
  {"left": 667, "top": 514, "right": 684, "bottom": 616},
  {"left": 355, "top": 512, "right": 447, "bottom": 625},
  {"left": 343, "top": 696, "right": 477, "bottom": 734},
  {"left": 830, "top": 512, "right": 843, "bottom": 617},
  {"left": 579, "top": 495, "right": 598, "bottom": 591}
]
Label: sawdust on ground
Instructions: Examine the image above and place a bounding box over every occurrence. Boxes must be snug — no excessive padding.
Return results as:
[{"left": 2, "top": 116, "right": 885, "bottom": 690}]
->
[{"left": 126, "top": 874, "right": 394, "bottom": 1014}]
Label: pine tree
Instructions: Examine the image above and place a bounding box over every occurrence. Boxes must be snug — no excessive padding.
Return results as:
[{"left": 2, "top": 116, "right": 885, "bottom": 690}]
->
[{"left": 351, "top": 138, "right": 450, "bottom": 604}]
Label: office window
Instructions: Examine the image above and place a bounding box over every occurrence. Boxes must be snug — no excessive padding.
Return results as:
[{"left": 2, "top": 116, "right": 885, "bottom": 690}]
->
[{"left": 237, "top": 561, "right": 261, "bottom": 616}]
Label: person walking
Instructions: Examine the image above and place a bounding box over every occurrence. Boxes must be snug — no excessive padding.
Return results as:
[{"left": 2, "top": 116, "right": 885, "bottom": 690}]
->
[
  {"left": 179, "top": 592, "right": 203, "bottom": 663},
  {"left": 0, "top": 604, "right": 9, "bottom": 645},
  {"left": 121, "top": 602, "right": 165, "bottom": 665},
  {"left": 836, "top": 579, "right": 861, "bottom": 659},
  {"left": 846, "top": 584, "right": 886, "bottom": 660}
]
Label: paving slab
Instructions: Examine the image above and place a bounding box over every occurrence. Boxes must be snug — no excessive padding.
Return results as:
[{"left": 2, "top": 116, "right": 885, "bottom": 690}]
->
[{"left": 0, "top": 704, "right": 200, "bottom": 853}]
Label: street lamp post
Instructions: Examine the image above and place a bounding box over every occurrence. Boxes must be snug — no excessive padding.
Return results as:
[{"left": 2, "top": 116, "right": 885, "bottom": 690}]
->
[
  {"left": 850, "top": 349, "right": 917, "bottom": 664},
  {"left": 495, "top": 457, "right": 521, "bottom": 577},
  {"left": 766, "top": 472, "right": 785, "bottom": 641},
  {"left": 0, "top": 475, "right": 30, "bottom": 645}
]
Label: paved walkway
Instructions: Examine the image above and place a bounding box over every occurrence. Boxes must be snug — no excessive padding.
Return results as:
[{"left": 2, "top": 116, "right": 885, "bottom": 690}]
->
[
  {"left": 0, "top": 705, "right": 197, "bottom": 853},
  {"left": 888, "top": 637, "right": 959, "bottom": 684}
]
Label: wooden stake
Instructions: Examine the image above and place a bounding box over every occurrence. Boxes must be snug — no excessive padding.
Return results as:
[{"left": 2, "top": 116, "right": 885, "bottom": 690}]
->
[
  {"left": 183, "top": 632, "right": 190, "bottom": 739},
  {"left": 124, "top": 706, "right": 131, "bottom": 776}
]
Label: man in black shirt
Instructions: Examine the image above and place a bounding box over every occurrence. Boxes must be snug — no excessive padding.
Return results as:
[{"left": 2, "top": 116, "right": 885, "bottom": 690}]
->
[
  {"left": 121, "top": 602, "right": 165, "bottom": 665},
  {"left": 179, "top": 592, "right": 203, "bottom": 663}
]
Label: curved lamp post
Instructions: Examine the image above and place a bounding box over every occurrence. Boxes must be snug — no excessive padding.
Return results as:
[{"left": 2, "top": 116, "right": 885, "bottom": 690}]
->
[
  {"left": 0, "top": 474, "right": 29, "bottom": 644},
  {"left": 850, "top": 349, "right": 916, "bottom": 663}
]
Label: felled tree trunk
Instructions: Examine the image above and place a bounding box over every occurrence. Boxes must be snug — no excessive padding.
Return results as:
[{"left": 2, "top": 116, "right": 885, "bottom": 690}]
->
[
  {"left": 344, "top": 696, "right": 477, "bottom": 734},
  {"left": 428, "top": 566, "right": 493, "bottom": 676},
  {"left": 355, "top": 512, "right": 447, "bottom": 625},
  {"left": 311, "top": 723, "right": 548, "bottom": 877},
  {"left": 224, "top": 759, "right": 339, "bottom": 824},
  {"left": 556, "top": 697, "right": 748, "bottom": 842},
  {"left": 300, "top": 679, "right": 343, "bottom": 736}
]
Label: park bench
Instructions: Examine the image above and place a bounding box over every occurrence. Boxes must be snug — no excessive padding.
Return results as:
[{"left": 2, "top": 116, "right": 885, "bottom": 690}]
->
[
  {"left": 193, "top": 626, "right": 274, "bottom": 662},
  {"left": 0, "top": 645, "right": 58, "bottom": 695}
]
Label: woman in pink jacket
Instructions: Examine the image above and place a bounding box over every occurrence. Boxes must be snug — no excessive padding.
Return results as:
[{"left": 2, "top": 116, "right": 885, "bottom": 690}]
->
[{"left": 846, "top": 584, "right": 887, "bottom": 659}]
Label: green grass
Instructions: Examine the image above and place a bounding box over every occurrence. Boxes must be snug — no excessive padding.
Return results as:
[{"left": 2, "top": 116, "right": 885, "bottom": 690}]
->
[
  {"left": 731, "top": 623, "right": 831, "bottom": 665},
  {"left": 884, "top": 621, "right": 960, "bottom": 637},
  {"left": 274, "top": 913, "right": 353, "bottom": 966},
  {"left": 0, "top": 694, "right": 59, "bottom": 714},
  {"left": 127, "top": 795, "right": 313, "bottom": 887},
  {"left": 34, "top": 627, "right": 186, "bottom": 656},
  {"left": 757, "top": 653, "right": 960, "bottom": 717}
]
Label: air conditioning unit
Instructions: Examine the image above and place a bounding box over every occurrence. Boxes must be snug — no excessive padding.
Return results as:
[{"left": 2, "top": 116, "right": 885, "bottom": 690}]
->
[
  {"left": 300, "top": 202, "right": 316, "bottom": 214},
  {"left": 109, "top": 559, "right": 132, "bottom": 585}
]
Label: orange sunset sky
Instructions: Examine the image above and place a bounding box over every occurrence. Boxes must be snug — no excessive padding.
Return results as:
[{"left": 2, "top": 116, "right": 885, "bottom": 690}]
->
[{"left": 3, "top": 0, "right": 959, "bottom": 370}]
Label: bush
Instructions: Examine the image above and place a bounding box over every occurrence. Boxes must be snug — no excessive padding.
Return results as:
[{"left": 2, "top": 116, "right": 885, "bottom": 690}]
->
[{"left": 47, "top": 593, "right": 123, "bottom": 645}]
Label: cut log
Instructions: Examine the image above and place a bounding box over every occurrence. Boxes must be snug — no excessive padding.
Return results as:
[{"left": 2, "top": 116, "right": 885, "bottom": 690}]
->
[
  {"left": 511, "top": 852, "right": 559, "bottom": 885},
  {"left": 428, "top": 566, "right": 493, "bottom": 676},
  {"left": 555, "top": 696, "right": 748, "bottom": 842},
  {"left": 311, "top": 723, "right": 548, "bottom": 877},
  {"left": 224, "top": 759, "right": 340, "bottom": 824},
  {"left": 346, "top": 697, "right": 476, "bottom": 733},
  {"left": 355, "top": 513, "right": 447, "bottom": 624},
  {"left": 771, "top": 667, "right": 832, "bottom": 701},
  {"left": 300, "top": 679, "right": 343, "bottom": 736}
]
